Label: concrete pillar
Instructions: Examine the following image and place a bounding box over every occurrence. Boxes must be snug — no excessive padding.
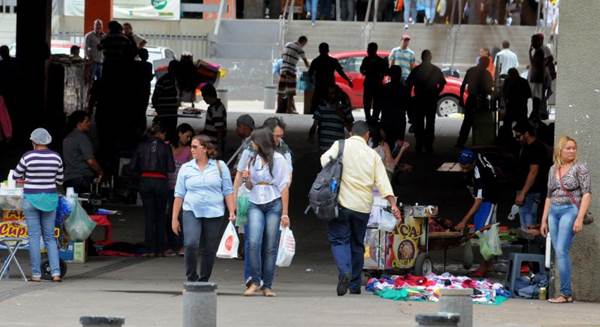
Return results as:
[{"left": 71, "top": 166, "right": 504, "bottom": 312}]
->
[
  {"left": 554, "top": 0, "right": 600, "bottom": 302},
  {"left": 183, "top": 282, "right": 217, "bottom": 327},
  {"left": 79, "top": 316, "right": 125, "bottom": 327},
  {"left": 439, "top": 289, "right": 472, "bottom": 327},
  {"left": 84, "top": 0, "right": 112, "bottom": 34},
  {"left": 415, "top": 313, "right": 460, "bottom": 327}
]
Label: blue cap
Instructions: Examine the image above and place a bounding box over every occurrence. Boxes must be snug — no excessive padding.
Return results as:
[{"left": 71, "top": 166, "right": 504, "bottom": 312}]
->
[{"left": 458, "top": 148, "right": 477, "bottom": 165}]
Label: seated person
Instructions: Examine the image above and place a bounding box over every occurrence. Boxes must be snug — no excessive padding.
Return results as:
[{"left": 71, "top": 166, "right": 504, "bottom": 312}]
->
[{"left": 63, "top": 111, "right": 103, "bottom": 193}]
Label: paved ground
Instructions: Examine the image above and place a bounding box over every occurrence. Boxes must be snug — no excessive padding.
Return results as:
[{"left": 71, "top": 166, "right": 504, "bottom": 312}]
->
[{"left": 0, "top": 101, "right": 594, "bottom": 327}]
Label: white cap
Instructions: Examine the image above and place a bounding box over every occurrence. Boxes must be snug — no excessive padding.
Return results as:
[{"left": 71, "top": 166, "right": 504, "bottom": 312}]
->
[{"left": 30, "top": 128, "right": 52, "bottom": 145}]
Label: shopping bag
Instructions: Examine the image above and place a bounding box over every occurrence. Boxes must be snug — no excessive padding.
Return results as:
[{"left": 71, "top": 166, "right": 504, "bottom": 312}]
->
[
  {"left": 236, "top": 183, "right": 251, "bottom": 227},
  {"left": 378, "top": 209, "right": 397, "bottom": 232},
  {"left": 479, "top": 223, "right": 502, "bottom": 261},
  {"left": 216, "top": 222, "right": 239, "bottom": 259},
  {"left": 64, "top": 200, "right": 97, "bottom": 241},
  {"left": 276, "top": 227, "right": 296, "bottom": 267},
  {"left": 368, "top": 205, "right": 382, "bottom": 227}
]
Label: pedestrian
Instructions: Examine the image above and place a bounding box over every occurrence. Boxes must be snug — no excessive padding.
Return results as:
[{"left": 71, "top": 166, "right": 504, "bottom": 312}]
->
[
  {"left": 171, "top": 135, "right": 235, "bottom": 282},
  {"left": 454, "top": 148, "right": 499, "bottom": 277},
  {"left": 243, "top": 128, "right": 291, "bottom": 297},
  {"left": 494, "top": 40, "right": 519, "bottom": 76},
  {"left": 62, "top": 111, "right": 104, "bottom": 194},
  {"left": 130, "top": 124, "right": 175, "bottom": 257},
  {"left": 406, "top": 50, "right": 446, "bottom": 153},
  {"left": 388, "top": 34, "right": 416, "bottom": 82},
  {"left": 528, "top": 33, "right": 554, "bottom": 122},
  {"left": 152, "top": 60, "right": 180, "bottom": 144},
  {"left": 369, "top": 122, "right": 411, "bottom": 178},
  {"left": 165, "top": 123, "right": 195, "bottom": 257},
  {"left": 341, "top": 0, "right": 356, "bottom": 21},
  {"left": 228, "top": 114, "right": 256, "bottom": 172},
  {"left": 320, "top": 121, "right": 402, "bottom": 295},
  {"left": 12, "top": 128, "right": 63, "bottom": 282},
  {"left": 201, "top": 84, "right": 227, "bottom": 157},
  {"left": 500, "top": 68, "right": 531, "bottom": 139},
  {"left": 456, "top": 55, "right": 493, "bottom": 148},
  {"left": 277, "top": 36, "right": 310, "bottom": 114},
  {"left": 84, "top": 19, "right": 105, "bottom": 80},
  {"left": 360, "top": 42, "right": 388, "bottom": 122},
  {"left": 477, "top": 47, "right": 495, "bottom": 79},
  {"left": 308, "top": 43, "right": 353, "bottom": 116},
  {"left": 123, "top": 22, "right": 147, "bottom": 49},
  {"left": 380, "top": 65, "right": 410, "bottom": 146},
  {"left": 70, "top": 45, "right": 82, "bottom": 60},
  {"left": 513, "top": 121, "right": 551, "bottom": 231},
  {"left": 313, "top": 85, "right": 354, "bottom": 153},
  {"left": 305, "top": 0, "right": 318, "bottom": 24},
  {"left": 404, "top": 0, "right": 417, "bottom": 23},
  {"left": 99, "top": 20, "right": 136, "bottom": 79},
  {"left": 541, "top": 136, "right": 592, "bottom": 303},
  {"left": 135, "top": 48, "right": 154, "bottom": 135}
]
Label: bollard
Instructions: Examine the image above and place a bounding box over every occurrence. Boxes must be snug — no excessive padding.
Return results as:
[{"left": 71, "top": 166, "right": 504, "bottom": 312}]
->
[
  {"left": 439, "top": 289, "right": 473, "bottom": 327},
  {"left": 415, "top": 313, "right": 460, "bottom": 327},
  {"left": 263, "top": 85, "right": 277, "bottom": 110},
  {"left": 183, "top": 282, "right": 217, "bottom": 327},
  {"left": 79, "top": 316, "right": 125, "bottom": 327}
]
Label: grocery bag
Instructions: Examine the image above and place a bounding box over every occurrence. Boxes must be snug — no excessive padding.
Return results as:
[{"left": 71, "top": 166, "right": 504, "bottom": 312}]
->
[
  {"left": 378, "top": 209, "right": 397, "bottom": 232},
  {"left": 216, "top": 222, "right": 239, "bottom": 259},
  {"left": 276, "top": 227, "right": 296, "bottom": 267},
  {"left": 236, "top": 183, "right": 250, "bottom": 227},
  {"left": 64, "top": 200, "right": 96, "bottom": 241},
  {"left": 479, "top": 223, "right": 502, "bottom": 260}
]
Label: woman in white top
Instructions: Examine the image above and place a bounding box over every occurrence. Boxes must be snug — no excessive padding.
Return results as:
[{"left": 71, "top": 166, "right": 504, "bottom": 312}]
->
[
  {"left": 369, "top": 124, "right": 411, "bottom": 177},
  {"left": 241, "top": 128, "right": 290, "bottom": 297}
]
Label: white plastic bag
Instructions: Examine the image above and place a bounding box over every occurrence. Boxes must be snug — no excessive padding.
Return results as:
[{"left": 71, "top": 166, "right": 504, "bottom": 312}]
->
[
  {"left": 276, "top": 227, "right": 296, "bottom": 267},
  {"left": 479, "top": 223, "right": 502, "bottom": 260},
  {"left": 378, "top": 209, "right": 397, "bottom": 232},
  {"left": 64, "top": 200, "right": 96, "bottom": 241},
  {"left": 216, "top": 222, "right": 239, "bottom": 259}
]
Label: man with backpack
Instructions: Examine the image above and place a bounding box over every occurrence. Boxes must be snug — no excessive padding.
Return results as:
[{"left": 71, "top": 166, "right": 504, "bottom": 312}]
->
[{"left": 318, "top": 121, "right": 402, "bottom": 296}]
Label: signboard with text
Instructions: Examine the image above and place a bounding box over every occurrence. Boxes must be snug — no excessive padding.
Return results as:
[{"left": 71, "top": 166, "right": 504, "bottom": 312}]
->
[{"left": 64, "top": 0, "right": 181, "bottom": 21}]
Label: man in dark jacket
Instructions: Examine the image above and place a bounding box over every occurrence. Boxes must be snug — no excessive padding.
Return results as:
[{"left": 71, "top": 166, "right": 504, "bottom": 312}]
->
[
  {"left": 360, "top": 42, "right": 388, "bottom": 122},
  {"left": 130, "top": 124, "right": 175, "bottom": 257},
  {"left": 308, "top": 42, "right": 353, "bottom": 115},
  {"left": 501, "top": 67, "right": 531, "bottom": 138},
  {"left": 380, "top": 65, "right": 410, "bottom": 147}
]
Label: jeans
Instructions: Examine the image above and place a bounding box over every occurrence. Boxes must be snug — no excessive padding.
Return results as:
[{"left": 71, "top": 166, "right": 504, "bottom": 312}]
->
[
  {"left": 403, "top": 0, "right": 417, "bottom": 22},
  {"left": 363, "top": 83, "right": 382, "bottom": 122},
  {"left": 548, "top": 203, "right": 578, "bottom": 297},
  {"left": 519, "top": 192, "right": 541, "bottom": 230},
  {"left": 140, "top": 178, "right": 170, "bottom": 254},
  {"left": 247, "top": 199, "right": 282, "bottom": 289},
  {"left": 327, "top": 206, "right": 370, "bottom": 291},
  {"left": 23, "top": 200, "right": 60, "bottom": 278},
  {"left": 92, "top": 62, "right": 103, "bottom": 81},
  {"left": 182, "top": 211, "right": 222, "bottom": 282},
  {"left": 413, "top": 96, "right": 438, "bottom": 151},
  {"left": 305, "top": 0, "right": 318, "bottom": 22}
]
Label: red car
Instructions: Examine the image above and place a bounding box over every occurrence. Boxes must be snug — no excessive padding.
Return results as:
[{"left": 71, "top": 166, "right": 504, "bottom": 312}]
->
[{"left": 331, "top": 51, "right": 466, "bottom": 117}]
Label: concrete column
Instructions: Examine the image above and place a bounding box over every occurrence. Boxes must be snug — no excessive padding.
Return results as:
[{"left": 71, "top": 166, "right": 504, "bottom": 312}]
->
[
  {"left": 183, "top": 282, "right": 217, "bottom": 327},
  {"left": 554, "top": 0, "right": 600, "bottom": 302}
]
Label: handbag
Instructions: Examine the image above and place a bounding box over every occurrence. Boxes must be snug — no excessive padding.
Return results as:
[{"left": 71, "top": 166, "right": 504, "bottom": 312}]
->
[{"left": 558, "top": 169, "right": 594, "bottom": 225}]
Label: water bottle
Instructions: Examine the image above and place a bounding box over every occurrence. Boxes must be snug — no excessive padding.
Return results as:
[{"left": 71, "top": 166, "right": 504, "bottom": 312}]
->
[{"left": 330, "top": 178, "right": 338, "bottom": 193}]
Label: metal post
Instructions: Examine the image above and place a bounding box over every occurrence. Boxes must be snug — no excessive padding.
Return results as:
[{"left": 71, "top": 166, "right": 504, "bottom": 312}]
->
[
  {"left": 213, "top": 0, "right": 227, "bottom": 36},
  {"left": 438, "top": 289, "right": 473, "bottom": 327},
  {"left": 415, "top": 313, "right": 460, "bottom": 327},
  {"left": 183, "top": 282, "right": 217, "bottom": 327},
  {"left": 288, "top": 0, "right": 295, "bottom": 22},
  {"left": 374, "top": 0, "right": 378, "bottom": 23},
  {"left": 336, "top": 0, "right": 341, "bottom": 21},
  {"left": 364, "top": 0, "right": 372, "bottom": 23},
  {"left": 80, "top": 316, "right": 125, "bottom": 327}
]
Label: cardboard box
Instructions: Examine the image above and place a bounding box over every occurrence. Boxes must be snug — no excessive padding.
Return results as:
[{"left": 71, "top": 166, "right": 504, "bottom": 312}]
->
[{"left": 59, "top": 240, "right": 86, "bottom": 263}]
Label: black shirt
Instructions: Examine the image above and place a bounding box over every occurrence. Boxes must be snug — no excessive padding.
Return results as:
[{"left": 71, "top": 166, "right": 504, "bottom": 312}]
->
[
  {"left": 380, "top": 80, "right": 409, "bottom": 123},
  {"left": 462, "top": 66, "right": 492, "bottom": 96},
  {"left": 517, "top": 139, "right": 551, "bottom": 194},
  {"left": 406, "top": 62, "right": 446, "bottom": 97},
  {"left": 360, "top": 55, "right": 388, "bottom": 86},
  {"left": 309, "top": 55, "right": 346, "bottom": 92},
  {"left": 466, "top": 154, "right": 498, "bottom": 203},
  {"left": 503, "top": 76, "right": 531, "bottom": 108}
]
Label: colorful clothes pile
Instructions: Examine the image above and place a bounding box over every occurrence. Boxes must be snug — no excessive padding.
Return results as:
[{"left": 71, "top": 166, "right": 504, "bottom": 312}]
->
[{"left": 366, "top": 272, "right": 510, "bottom": 305}]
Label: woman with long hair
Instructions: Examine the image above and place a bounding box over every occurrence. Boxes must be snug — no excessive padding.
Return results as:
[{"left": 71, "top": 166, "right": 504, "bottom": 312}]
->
[
  {"left": 243, "top": 128, "right": 291, "bottom": 297},
  {"left": 541, "top": 136, "right": 592, "bottom": 303},
  {"left": 171, "top": 135, "right": 235, "bottom": 282}
]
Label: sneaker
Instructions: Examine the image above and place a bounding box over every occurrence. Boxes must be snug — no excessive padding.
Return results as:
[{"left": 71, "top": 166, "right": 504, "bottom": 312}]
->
[
  {"left": 349, "top": 288, "right": 362, "bottom": 295},
  {"left": 337, "top": 273, "right": 351, "bottom": 296}
]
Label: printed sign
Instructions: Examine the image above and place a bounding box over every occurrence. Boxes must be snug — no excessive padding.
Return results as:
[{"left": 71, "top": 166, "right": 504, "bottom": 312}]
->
[{"left": 64, "top": 0, "right": 181, "bottom": 21}]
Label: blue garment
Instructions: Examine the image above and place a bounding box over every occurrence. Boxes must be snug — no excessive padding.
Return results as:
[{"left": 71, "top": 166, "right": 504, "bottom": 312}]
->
[
  {"left": 182, "top": 211, "right": 221, "bottom": 282},
  {"left": 246, "top": 153, "right": 290, "bottom": 205},
  {"left": 24, "top": 193, "right": 59, "bottom": 212},
  {"left": 474, "top": 201, "right": 496, "bottom": 230},
  {"left": 519, "top": 192, "right": 541, "bottom": 230},
  {"left": 327, "top": 206, "right": 370, "bottom": 291},
  {"left": 23, "top": 199, "right": 60, "bottom": 278},
  {"left": 548, "top": 203, "right": 578, "bottom": 297},
  {"left": 305, "top": 0, "right": 318, "bottom": 23},
  {"left": 247, "top": 199, "right": 282, "bottom": 289},
  {"left": 174, "top": 159, "right": 233, "bottom": 219},
  {"left": 403, "top": 0, "right": 417, "bottom": 23}
]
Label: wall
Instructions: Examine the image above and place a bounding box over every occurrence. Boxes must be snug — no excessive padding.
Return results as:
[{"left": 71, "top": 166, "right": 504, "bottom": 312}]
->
[
  {"left": 54, "top": 15, "right": 214, "bottom": 35},
  {"left": 555, "top": 0, "right": 600, "bottom": 302}
]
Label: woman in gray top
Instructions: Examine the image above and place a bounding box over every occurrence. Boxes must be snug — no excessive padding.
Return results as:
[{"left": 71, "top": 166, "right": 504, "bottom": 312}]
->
[{"left": 541, "top": 136, "right": 592, "bottom": 303}]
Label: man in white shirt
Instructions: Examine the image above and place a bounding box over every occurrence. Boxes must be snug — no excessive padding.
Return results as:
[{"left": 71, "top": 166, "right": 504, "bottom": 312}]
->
[
  {"left": 123, "top": 22, "right": 147, "bottom": 49},
  {"left": 84, "top": 19, "right": 105, "bottom": 81},
  {"left": 321, "top": 121, "right": 401, "bottom": 296},
  {"left": 494, "top": 40, "right": 519, "bottom": 76}
]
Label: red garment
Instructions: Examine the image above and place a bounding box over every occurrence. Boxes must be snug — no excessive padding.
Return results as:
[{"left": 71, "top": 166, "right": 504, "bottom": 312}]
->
[
  {"left": 461, "top": 279, "right": 476, "bottom": 289},
  {"left": 0, "top": 96, "right": 13, "bottom": 140}
]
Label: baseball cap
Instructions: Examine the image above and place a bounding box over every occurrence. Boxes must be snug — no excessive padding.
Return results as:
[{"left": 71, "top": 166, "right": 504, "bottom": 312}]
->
[
  {"left": 236, "top": 114, "right": 255, "bottom": 130},
  {"left": 458, "top": 148, "right": 477, "bottom": 165},
  {"left": 30, "top": 128, "right": 52, "bottom": 145}
]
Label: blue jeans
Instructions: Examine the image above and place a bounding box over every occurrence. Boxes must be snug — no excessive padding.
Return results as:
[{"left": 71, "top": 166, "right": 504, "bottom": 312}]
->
[
  {"left": 305, "top": 0, "right": 318, "bottom": 22},
  {"left": 548, "top": 203, "right": 578, "bottom": 297},
  {"left": 327, "top": 206, "right": 370, "bottom": 291},
  {"left": 519, "top": 193, "right": 541, "bottom": 230},
  {"left": 247, "top": 199, "right": 282, "bottom": 289},
  {"left": 403, "top": 0, "right": 417, "bottom": 22},
  {"left": 23, "top": 200, "right": 60, "bottom": 278}
]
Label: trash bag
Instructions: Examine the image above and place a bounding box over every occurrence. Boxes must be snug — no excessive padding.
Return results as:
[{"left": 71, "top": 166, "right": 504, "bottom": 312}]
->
[
  {"left": 64, "top": 200, "right": 96, "bottom": 241},
  {"left": 379, "top": 208, "right": 397, "bottom": 232},
  {"left": 216, "top": 222, "right": 239, "bottom": 259},
  {"left": 480, "top": 223, "right": 502, "bottom": 260},
  {"left": 55, "top": 196, "right": 72, "bottom": 226},
  {"left": 236, "top": 183, "right": 250, "bottom": 227},
  {"left": 276, "top": 227, "right": 296, "bottom": 267}
]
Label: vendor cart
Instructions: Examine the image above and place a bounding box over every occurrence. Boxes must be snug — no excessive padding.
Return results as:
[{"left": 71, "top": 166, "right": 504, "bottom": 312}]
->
[{"left": 364, "top": 203, "right": 474, "bottom": 278}]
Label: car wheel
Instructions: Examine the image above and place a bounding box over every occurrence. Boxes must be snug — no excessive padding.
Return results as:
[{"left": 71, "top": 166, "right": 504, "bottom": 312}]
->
[{"left": 437, "top": 96, "right": 460, "bottom": 117}]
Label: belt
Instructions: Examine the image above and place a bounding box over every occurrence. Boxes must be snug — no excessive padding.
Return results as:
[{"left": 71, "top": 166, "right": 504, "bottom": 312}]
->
[
  {"left": 256, "top": 182, "right": 273, "bottom": 186},
  {"left": 141, "top": 172, "right": 167, "bottom": 179}
]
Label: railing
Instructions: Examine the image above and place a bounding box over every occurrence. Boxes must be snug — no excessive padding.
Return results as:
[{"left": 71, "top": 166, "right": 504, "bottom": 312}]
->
[{"left": 213, "top": 0, "right": 228, "bottom": 36}]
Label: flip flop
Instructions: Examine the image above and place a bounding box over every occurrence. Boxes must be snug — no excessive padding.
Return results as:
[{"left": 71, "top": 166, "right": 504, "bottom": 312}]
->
[{"left": 548, "top": 295, "right": 573, "bottom": 303}]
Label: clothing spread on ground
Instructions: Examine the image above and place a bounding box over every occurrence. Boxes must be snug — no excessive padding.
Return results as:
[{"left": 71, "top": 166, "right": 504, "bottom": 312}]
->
[{"left": 366, "top": 273, "right": 510, "bottom": 305}]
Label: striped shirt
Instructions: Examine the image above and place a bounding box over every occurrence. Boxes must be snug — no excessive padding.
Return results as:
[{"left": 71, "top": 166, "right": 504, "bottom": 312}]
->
[
  {"left": 152, "top": 74, "right": 180, "bottom": 110},
  {"left": 314, "top": 101, "right": 354, "bottom": 152},
  {"left": 204, "top": 100, "right": 227, "bottom": 137},
  {"left": 389, "top": 47, "right": 415, "bottom": 80},
  {"left": 281, "top": 42, "right": 306, "bottom": 75},
  {"left": 13, "top": 150, "right": 64, "bottom": 194}
]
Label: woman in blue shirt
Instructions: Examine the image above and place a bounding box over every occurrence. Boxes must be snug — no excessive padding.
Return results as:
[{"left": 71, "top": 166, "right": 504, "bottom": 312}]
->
[
  {"left": 243, "top": 128, "right": 291, "bottom": 297},
  {"left": 171, "top": 135, "right": 235, "bottom": 282}
]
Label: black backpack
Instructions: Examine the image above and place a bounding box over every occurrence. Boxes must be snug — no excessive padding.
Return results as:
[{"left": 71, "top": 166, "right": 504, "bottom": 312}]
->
[{"left": 308, "top": 140, "right": 345, "bottom": 221}]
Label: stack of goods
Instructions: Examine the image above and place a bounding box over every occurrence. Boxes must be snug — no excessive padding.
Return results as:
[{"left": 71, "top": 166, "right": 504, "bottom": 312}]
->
[{"left": 366, "top": 272, "right": 510, "bottom": 305}]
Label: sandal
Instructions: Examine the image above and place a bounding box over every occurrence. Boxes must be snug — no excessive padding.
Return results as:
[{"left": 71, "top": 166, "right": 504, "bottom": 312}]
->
[
  {"left": 262, "top": 288, "right": 276, "bottom": 297},
  {"left": 28, "top": 277, "right": 42, "bottom": 282},
  {"left": 548, "top": 295, "right": 573, "bottom": 303},
  {"left": 52, "top": 276, "right": 62, "bottom": 283}
]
